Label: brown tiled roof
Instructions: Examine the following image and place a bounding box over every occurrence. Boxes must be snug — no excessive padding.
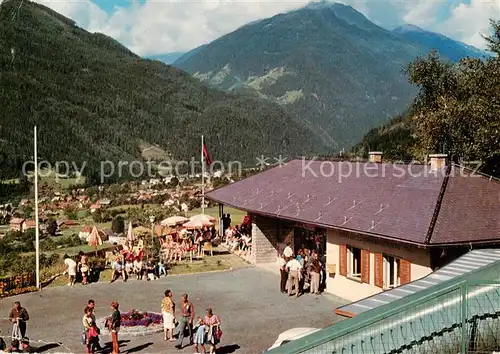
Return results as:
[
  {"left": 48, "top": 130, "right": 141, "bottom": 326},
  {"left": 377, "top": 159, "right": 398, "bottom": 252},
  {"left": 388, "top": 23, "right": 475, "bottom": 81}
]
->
[
  {"left": 206, "top": 160, "right": 500, "bottom": 246},
  {"left": 10, "top": 218, "right": 25, "bottom": 225},
  {"left": 25, "top": 220, "right": 36, "bottom": 228},
  {"left": 430, "top": 168, "right": 500, "bottom": 245}
]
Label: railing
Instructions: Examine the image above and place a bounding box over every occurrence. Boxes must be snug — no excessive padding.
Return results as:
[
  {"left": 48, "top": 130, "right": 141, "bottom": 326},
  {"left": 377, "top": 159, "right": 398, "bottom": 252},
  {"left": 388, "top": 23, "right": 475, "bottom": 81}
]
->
[{"left": 269, "top": 261, "right": 500, "bottom": 354}]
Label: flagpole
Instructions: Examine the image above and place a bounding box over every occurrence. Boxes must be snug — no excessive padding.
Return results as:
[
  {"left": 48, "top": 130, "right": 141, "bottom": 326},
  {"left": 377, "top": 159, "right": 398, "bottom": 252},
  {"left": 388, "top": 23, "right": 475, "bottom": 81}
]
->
[
  {"left": 34, "top": 126, "right": 40, "bottom": 289},
  {"left": 201, "top": 135, "right": 205, "bottom": 214}
]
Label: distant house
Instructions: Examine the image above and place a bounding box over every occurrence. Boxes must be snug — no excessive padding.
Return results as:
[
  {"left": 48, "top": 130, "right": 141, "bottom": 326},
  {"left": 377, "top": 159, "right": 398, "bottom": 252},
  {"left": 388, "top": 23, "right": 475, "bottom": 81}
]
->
[
  {"left": 24, "top": 220, "right": 36, "bottom": 231},
  {"left": 90, "top": 204, "right": 101, "bottom": 213},
  {"left": 76, "top": 195, "right": 88, "bottom": 201},
  {"left": 78, "top": 226, "right": 92, "bottom": 241},
  {"left": 10, "top": 218, "right": 25, "bottom": 232},
  {"left": 98, "top": 198, "right": 112, "bottom": 206},
  {"left": 58, "top": 220, "right": 79, "bottom": 229},
  {"left": 19, "top": 199, "right": 30, "bottom": 206}
]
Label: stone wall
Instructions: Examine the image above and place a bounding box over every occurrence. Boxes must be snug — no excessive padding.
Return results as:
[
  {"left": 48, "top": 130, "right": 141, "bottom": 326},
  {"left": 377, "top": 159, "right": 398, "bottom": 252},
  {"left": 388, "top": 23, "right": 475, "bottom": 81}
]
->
[{"left": 250, "top": 215, "right": 280, "bottom": 264}]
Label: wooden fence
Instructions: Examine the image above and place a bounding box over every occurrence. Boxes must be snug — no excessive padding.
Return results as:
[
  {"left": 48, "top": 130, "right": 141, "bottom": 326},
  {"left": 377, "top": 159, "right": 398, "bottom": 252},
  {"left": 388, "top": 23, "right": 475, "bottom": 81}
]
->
[{"left": 0, "top": 272, "right": 36, "bottom": 297}]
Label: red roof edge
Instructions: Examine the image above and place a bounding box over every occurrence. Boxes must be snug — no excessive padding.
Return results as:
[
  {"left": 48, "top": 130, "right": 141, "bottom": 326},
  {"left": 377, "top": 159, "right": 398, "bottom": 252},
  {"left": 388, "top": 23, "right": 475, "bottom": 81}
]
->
[
  {"left": 205, "top": 195, "right": 428, "bottom": 248},
  {"left": 424, "top": 165, "right": 452, "bottom": 245}
]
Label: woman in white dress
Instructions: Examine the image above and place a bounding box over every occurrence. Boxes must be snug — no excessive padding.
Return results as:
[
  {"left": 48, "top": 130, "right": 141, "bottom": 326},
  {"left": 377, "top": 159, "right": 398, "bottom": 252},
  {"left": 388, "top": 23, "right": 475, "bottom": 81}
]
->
[{"left": 161, "top": 290, "right": 176, "bottom": 341}]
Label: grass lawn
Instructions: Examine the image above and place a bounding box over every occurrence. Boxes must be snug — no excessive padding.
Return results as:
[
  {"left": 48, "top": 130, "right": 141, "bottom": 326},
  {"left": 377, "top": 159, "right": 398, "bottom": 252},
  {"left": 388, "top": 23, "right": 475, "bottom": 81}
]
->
[{"left": 26, "top": 168, "right": 86, "bottom": 190}]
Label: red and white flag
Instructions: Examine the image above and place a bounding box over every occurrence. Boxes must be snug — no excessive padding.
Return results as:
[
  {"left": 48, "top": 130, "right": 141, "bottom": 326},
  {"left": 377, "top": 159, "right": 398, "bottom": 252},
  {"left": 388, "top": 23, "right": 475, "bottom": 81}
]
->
[{"left": 203, "top": 143, "right": 212, "bottom": 167}]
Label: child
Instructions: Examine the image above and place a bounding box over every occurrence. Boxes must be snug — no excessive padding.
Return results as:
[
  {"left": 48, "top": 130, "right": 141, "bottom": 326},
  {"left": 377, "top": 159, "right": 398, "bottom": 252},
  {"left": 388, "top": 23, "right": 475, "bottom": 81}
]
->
[{"left": 193, "top": 317, "right": 207, "bottom": 354}]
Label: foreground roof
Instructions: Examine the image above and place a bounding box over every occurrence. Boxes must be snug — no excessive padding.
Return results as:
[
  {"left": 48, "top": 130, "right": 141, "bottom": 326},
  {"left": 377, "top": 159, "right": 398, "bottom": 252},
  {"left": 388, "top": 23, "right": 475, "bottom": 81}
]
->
[
  {"left": 206, "top": 160, "right": 500, "bottom": 246},
  {"left": 336, "top": 248, "right": 500, "bottom": 317}
]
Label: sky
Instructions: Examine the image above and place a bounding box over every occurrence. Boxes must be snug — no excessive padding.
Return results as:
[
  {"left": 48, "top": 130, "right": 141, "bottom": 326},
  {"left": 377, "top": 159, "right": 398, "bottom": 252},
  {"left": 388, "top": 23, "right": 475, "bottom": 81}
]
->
[{"left": 33, "top": 0, "right": 500, "bottom": 56}]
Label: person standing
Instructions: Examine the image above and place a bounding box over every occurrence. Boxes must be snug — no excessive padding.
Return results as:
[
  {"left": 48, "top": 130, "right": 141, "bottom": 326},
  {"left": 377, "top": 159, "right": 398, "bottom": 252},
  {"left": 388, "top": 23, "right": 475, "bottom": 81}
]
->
[
  {"left": 204, "top": 308, "right": 221, "bottom": 354},
  {"left": 320, "top": 252, "right": 327, "bottom": 291},
  {"left": 310, "top": 256, "right": 322, "bottom": 295},
  {"left": 9, "top": 302, "right": 29, "bottom": 340},
  {"left": 283, "top": 241, "right": 293, "bottom": 259},
  {"left": 286, "top": 256, "right": 302, "bottom": 297},
  {"left": 108, "top": 301, "right": 121, "bottom": 354},
  {"left": 83, "top": 306, "right": 99, "bottom": 354},
  {"left": 278, "top": 255, "right": 287, "bottom": 294},
  {"left": 79, "top": 252, "right": 89, "bottom": 285},
  {"left": 63, "top": 254, "right": 77, "bottom": 286},
  {"left": 161, "top": 290, "right": 176, "bottom": 342},
  {"left": 175, "top": 293, "right": 194, "bottom": 349},
  {"left": 87, "top": 300, "right": 102, "bottom": 351}
]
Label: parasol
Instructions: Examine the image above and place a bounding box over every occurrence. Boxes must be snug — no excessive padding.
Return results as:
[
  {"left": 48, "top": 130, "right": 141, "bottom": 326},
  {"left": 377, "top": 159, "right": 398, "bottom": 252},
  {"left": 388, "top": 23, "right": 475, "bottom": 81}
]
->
[
  {"left": 88, "top": 226, "right": 103, "bottom": 255},
  {"left": 183, "top": 215, "right": 214, "bottom": 229},
  {"left": 126, "top": 221, "right": 136, "bottom": 242},
  {"left": 189, "top": 214, "right": 216, "bottom": 223},
  {"left": 161, "top": 216, "right": 189, "bottom": 227}
]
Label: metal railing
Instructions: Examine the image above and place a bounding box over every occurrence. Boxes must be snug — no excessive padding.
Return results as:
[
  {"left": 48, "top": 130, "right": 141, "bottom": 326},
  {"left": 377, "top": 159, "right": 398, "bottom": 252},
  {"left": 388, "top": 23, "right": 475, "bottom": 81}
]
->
[{"left": 269, "top": 261, "right": 500, "bottom": 354}]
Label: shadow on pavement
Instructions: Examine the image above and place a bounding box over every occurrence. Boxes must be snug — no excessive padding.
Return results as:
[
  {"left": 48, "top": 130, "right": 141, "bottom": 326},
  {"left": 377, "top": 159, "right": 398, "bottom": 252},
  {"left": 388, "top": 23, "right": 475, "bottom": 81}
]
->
[
  {"left": 217, "top": 344, "right": 240, "bottom": 353},
  {"left": 124, "top": 342, "right": 154, "bottom": 353},
  {"left": 32, "top": 343, "right": 62, "bottom": 353}
]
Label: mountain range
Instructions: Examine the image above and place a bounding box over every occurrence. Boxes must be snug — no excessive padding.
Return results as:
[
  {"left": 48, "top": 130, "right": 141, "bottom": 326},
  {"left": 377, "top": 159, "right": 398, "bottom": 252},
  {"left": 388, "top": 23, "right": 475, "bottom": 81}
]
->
[
  {"left": 0, "top": 0, "right": 323, "bottom": 180},
  {"left": 172, "top": 2, "right": 488, "bottom": 149}
]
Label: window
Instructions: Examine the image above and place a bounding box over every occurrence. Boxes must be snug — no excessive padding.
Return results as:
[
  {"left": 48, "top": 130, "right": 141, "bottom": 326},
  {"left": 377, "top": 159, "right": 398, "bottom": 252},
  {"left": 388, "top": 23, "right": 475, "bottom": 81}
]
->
[
  {"left": 347, "top": 246, "right": 362, "bottom": 279},
  {"left": 383, "top": 255, "right": 401, "bottom": 289}
]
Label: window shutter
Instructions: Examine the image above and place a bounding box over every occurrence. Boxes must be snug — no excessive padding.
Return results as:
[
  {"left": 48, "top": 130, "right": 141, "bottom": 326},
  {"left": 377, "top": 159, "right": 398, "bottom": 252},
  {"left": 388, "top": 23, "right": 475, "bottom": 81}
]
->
[
  {"left": 400, "top": 259, "right": 411, "bottom": 285},
  {"left": 339, "top": 245, "right": 347, "bottom": 276},
  {"left": 374, "top": 253, "right": 384, "bottom": 288},
  {"left": 361, "top": 249, "right": 370, "bottom": 283}
]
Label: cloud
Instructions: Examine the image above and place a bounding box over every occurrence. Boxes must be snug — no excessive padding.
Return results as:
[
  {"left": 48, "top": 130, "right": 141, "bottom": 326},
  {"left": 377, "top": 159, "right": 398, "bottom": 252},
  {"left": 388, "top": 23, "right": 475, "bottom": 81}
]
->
[{"left": 33, "top": 0, "right": 500, "bottom": 56}]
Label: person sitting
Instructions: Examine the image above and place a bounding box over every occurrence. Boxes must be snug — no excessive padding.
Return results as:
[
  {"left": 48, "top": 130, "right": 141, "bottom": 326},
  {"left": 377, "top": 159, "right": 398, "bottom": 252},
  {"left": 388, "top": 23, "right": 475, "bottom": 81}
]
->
[
  {"left": 133, "top": 257, "right": 143, "bottom": 280},
  {"left": 144, "top": 258, "right": 157, "bottom": 280},
  {"left": 110, "top": 256, "right": 127, "bottom": 283},
  {"left": 125, "top": 259, "right": 134, "bottom": 278}
]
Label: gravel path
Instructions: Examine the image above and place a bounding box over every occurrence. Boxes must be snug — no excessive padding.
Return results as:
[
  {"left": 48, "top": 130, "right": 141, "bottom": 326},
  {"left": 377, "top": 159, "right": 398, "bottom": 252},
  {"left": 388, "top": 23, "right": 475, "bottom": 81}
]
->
[{"left": 0, "top": 267, "right": 347, "bottom": 353}]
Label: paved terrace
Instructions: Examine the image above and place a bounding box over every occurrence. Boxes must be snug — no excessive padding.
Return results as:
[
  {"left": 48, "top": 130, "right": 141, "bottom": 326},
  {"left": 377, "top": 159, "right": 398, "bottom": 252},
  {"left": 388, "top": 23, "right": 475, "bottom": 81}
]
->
[{"left": 0, "top": 267, "right": 347, "bottom": 354}]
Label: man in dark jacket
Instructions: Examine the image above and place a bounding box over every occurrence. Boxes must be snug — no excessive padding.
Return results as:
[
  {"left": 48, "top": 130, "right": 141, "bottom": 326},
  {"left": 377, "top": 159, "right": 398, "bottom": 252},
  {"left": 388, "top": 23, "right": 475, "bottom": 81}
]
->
[{"left": 9, "top": 302, "right": 29, "bottom": 339}]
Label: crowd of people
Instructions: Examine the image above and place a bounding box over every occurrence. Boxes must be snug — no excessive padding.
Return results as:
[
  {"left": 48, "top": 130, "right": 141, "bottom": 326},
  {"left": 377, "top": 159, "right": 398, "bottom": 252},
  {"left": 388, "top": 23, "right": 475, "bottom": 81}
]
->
[
  {"left": 278, "top": 239, "right": 327, "bottom": 297},
  {"left": 161, "top": 291, "right": 222, "bottom": 354},
  {"left": 223, "top": 215, "right": 252, "bottom": 253},
  {"left": 160, "top": 225, "right": 220, "bottom": 262}
]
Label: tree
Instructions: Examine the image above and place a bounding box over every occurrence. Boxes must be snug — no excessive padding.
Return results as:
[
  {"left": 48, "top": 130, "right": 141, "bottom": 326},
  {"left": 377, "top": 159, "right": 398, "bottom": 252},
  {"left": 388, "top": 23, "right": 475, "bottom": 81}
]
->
[
  {"left": 406, "top": 23, "right": 500, "bottom": 164},
  {"left": 64, "top": 206, "right": 78, "bottom": 220},
  {"left": 484, "top": 20, "right": 500, "bottom": 55},
  {"left": 92, "top": 210, "right": 103, "bottom": 223},
  {"left": 46, "top": 218, "right": 58, "bottom": 236},
  {"left": 111, "top": 215, "right": 125, "bottom": 234}
]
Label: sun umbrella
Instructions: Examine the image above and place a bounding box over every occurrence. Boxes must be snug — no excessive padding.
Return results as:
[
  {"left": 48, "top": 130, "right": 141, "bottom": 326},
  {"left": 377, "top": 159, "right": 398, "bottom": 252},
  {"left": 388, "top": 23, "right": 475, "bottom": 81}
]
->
[
  {"left": 126, "top": 221, "right": 136, "bottom": 242},
  {"left": 88, "top": 226, "right": 103, "bottom": 255},
  {"left": 183, "top": 215, "right": 214, "bottom": 229},
  {"left": 189, "top": 214, "right": 216, "bottom": 222},
  {"left": 161, "top": 216, "right": 189, "bottom": 227}
]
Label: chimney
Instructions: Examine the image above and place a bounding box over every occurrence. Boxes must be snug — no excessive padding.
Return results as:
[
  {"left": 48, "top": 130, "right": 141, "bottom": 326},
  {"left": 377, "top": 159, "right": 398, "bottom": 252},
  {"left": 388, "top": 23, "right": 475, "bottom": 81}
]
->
[
  {"left": 429, "top": 154, "right": 447, "bottom": 170},
  {"left": 368, "top": 151, "right": 383, "bottom": 163}
]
